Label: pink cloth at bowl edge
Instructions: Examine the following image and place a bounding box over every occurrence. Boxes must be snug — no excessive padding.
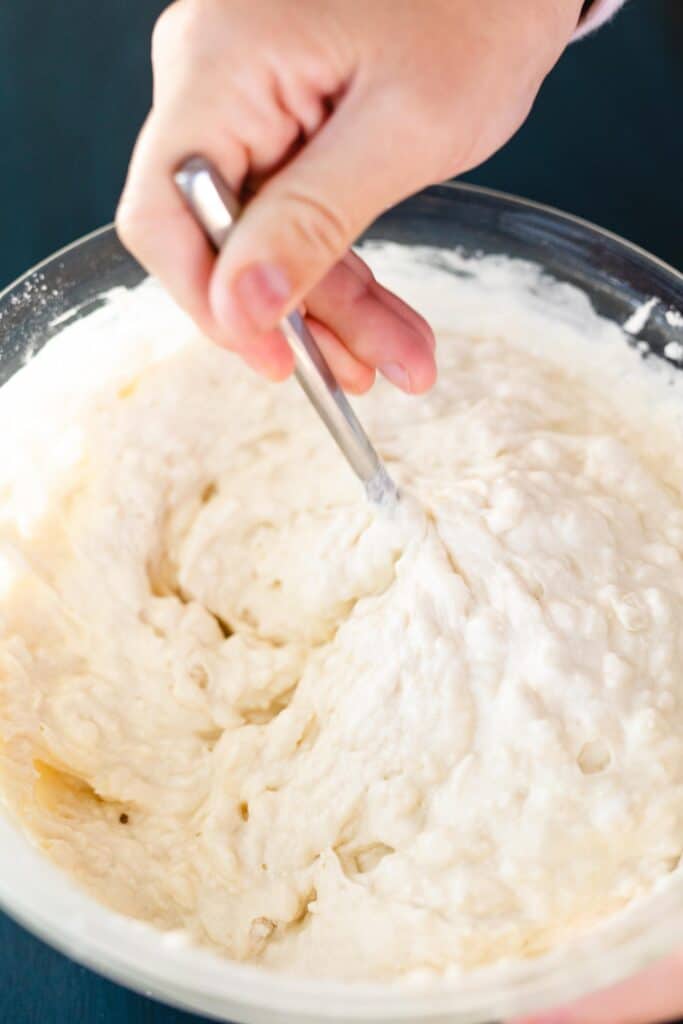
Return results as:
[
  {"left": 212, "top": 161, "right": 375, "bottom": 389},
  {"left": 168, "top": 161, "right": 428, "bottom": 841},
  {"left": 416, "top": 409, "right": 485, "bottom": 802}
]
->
[{"left": 575, "top": 0, "right": 626, "bottom": 39}]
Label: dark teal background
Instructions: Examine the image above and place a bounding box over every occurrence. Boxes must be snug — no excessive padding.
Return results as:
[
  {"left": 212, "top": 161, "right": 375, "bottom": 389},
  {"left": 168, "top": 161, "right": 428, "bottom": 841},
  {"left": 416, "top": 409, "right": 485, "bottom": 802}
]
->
[
  {"left": 1, "top": 0, "right": 682, "bottom": 295},
  {"left": 0, "top": 2, "right": 682, "bottom": 1022}
]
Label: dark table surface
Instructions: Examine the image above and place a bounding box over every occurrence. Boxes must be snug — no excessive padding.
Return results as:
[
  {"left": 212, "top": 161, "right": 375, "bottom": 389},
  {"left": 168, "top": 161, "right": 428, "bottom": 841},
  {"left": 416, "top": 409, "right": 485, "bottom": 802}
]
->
[
  {"left": 1, "top": 2, "right": 682, "bottom": 1022},
  {"left": 0, "top": 911, "right": 206, "bottom": 1024}
]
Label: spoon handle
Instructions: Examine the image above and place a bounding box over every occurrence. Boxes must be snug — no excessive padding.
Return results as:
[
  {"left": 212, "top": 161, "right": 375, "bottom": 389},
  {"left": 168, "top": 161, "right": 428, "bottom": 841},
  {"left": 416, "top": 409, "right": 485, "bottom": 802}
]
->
[{"left": 174, "top": 157, "right": 398, "bottom": 506}]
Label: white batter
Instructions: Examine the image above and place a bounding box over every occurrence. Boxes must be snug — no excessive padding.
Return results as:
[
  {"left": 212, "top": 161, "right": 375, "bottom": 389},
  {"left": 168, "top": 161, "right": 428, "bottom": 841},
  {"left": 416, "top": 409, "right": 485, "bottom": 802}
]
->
[{"left": 1, "top": 245, "right": 683, "bottom": 981}]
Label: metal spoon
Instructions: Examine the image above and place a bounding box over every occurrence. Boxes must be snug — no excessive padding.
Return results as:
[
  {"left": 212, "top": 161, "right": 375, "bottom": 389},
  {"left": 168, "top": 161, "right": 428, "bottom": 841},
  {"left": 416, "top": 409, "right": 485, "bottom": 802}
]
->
[{"left": 174, "top": 156, "right": 398, "bottom": 507}]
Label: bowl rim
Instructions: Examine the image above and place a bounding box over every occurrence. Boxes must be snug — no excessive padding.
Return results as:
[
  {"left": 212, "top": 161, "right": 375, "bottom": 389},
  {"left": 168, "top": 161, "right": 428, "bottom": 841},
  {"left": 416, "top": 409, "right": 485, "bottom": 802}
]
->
[{"left": 1, "top": 180, "right": 681, "bottom": 310}]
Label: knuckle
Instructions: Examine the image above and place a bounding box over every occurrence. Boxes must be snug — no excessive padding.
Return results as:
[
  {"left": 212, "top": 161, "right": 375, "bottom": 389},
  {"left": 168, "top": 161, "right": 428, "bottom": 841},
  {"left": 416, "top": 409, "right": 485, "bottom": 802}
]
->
[
  {"left": 152, "top": 0, "right": 222, "bottom": 69},
  {"left": 281, "top": 190, "right": 350, "bottom": 263},
  {"left": 114, "top": 200, "right": 141, "bottom": 253},
  {"left": 151, "top": 2, "right": 184, "bottom": 64},
  {"left": 372, "top": 82, "right": 448, "bottom": 183},
  {"left": 115, "top": 194, "right": 154, "bottom": 258}
]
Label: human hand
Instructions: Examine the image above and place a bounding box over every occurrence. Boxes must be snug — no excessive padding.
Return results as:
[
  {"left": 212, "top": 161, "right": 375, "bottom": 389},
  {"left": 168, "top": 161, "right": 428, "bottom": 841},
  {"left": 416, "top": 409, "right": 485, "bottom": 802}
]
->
[
  {"left": 510, "top": 950, "right": 683, "bottom": 1024},
  {"left": 117, "top": 0, "right": 582, "bottom": 392}
]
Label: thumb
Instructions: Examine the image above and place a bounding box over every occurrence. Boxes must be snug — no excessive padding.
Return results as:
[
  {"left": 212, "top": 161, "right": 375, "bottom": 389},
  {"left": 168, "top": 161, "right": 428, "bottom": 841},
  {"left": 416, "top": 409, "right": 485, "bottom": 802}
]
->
[{"left": 208, "top": 86, "right": 429, "bottom": 347}]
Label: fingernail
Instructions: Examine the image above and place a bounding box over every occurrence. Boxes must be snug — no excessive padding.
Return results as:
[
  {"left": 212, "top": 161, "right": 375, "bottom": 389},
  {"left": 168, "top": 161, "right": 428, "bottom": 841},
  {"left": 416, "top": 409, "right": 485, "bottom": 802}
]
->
[
  {"left": 229, "top": 263, "right": 291, "bottom": 332},
  {"left": 380, "top": 362, "right": 412, "bottom": 392}
]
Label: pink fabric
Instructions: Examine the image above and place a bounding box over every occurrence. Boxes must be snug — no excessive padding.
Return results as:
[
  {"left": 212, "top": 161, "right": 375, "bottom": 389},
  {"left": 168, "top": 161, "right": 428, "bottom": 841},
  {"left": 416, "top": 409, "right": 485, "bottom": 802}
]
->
[{"left": 573, "top": 0, "right": 626, "bottom": 39}]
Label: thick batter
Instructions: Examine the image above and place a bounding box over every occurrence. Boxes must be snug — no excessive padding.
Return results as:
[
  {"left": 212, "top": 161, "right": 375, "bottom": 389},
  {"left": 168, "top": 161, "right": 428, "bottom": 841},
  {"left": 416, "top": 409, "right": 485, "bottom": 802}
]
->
[{"left": 1, "top": 245, "right": 683, "bottom": 981}]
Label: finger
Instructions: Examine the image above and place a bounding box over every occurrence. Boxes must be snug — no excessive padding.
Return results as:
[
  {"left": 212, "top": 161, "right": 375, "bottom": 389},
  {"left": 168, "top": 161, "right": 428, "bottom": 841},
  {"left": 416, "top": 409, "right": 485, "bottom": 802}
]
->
[
  {"left": 118, "top": 0, "right": 310, "bottom": 375},
  {"left": 304, "top": 257, "right": 435, "bottom": 394},
  {"left": 306, "top": 318, "right": 375, "bottom": 395},
  {"left": 369, "top": 280, "right": 436, "bottom": 354},
  {"left": 117, "top": 110, "right": 299, "bottom": 377},
  {"left": 125, "top": 0, "right": 322, "bottom": 281},
  {"left": 116, "top": 115, "right": 219, "bottom": 337},
  {"left": 345, "top": 250, "right": 436, "bottom": 353},
  {"left": 342, "top": 248, "right": 375, "bottom": 284},
  {"left": 208, "top": 83, "right": 434, "bottom": 383},
  {"left": 151, "top": 1, "right": 330, "bottom": 151},
  {"left": 234, "top": 327, "right": 294, "bottom": 381},
  {"left": 510, "top": 951, "right": 683, "bottom": 1024},
  {"left": 150, "top": 4, "right": 304, "bottom": 180}
]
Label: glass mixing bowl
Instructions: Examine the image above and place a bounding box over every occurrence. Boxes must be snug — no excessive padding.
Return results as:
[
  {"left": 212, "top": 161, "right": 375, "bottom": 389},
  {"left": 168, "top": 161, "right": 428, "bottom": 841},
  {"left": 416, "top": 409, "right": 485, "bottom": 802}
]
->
[{"left": 0, "top": 184, "right": 682, "bottom": 1023}]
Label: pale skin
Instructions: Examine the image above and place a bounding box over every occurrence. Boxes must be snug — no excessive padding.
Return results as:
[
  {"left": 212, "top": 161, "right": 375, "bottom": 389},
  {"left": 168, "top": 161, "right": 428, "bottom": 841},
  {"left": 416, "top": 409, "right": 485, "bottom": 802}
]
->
[{"left": 117, "top": 3, "right": 682, "bottom": 1022}]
